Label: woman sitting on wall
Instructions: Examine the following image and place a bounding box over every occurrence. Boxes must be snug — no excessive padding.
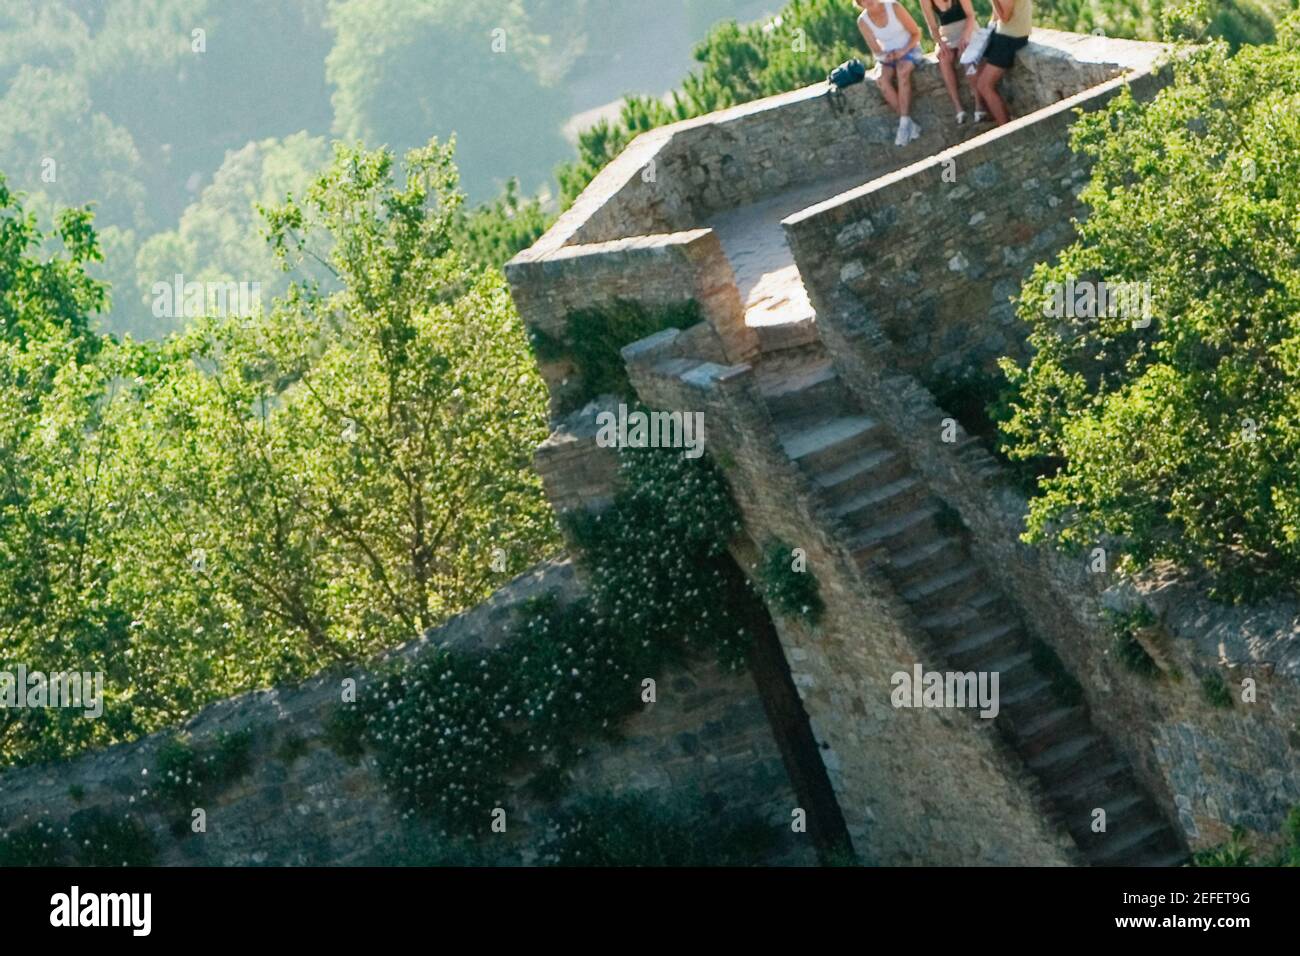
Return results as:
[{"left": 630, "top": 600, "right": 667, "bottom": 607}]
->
[
  {"left": 918, "top": 0, "right": 984, "bottom": 125},
  {"left": 854, "top": 0, "right": 926, "bottom": 147},
  {"left": 977, "top": 0, "right": 1033, "bottom": 126}
]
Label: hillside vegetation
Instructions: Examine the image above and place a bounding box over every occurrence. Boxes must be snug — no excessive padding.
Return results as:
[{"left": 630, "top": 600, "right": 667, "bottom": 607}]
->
[
  {"left": 0, "top": 143, "right": 558, "bottom": 765},
  {"left": 1000, "top": 14, "right": 1300, "bottom": 601}
]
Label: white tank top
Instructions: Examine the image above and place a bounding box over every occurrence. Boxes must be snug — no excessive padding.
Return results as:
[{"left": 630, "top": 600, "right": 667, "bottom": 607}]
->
[{"left": 859, "top": 1, "right": 911, "bottom": 53}]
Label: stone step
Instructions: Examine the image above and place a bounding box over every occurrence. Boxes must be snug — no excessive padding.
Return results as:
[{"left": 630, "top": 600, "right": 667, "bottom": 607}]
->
[
  {"left": 1010, "top": 705, "right": 1084, "bottom": 749},
  {"left": 1047, "top": 760, "right": 1129, "bottom": 802},
  {"left": 815, "top": 449, "right": 911, "bottom": 507},
  {"left": 1069, "top": 798, "right": 1164, "bottom": 846},
  {"left": 1029, "top": 733, "right": 1104, "bottom": 776},
  {"left": 780, "top": 416, "right": 881, "bottom": 474},
  {"left": 889, "top": 536, "right": 958, "bottom": 573},
  {"left": 900, "top": 564, "right": 981, "bottom": 604},
  {"left": 1086, "top": 820, "right": 1174, "bottom": 866},
  {"left": 751, "top": 339, "right": 830, "bottom": 376},
  {"left": 751, "top": 312, "right": 819, "bottom": 354},
  {"left": 1000, "top": 676, "right": 1053, "bottom": 709},
  {"left": 831, "top": 476, "right": 925, "bottom": 525},
  {"left": 1021, "top": 715, "right": 1098, "bottom": 764},
  {"left": 1092, "top": 791, "right": 1147, "bottom": 821},
  {"left": 918, "top": 591, "right": 1004, "bottom": 635},
  {"left": 1055, "top": 775, "right": 1143, "bottom": 819},
  {"left": 947, "top": 622, "right": 1021, "bottom": 662},
  {"left": 849, "top": 502, "right": 942, "bottom": 557},
  {"left": 981, "top": 650, "right": 1035, "bottom": 684},
  {"left": 759, "top": 360, "right": 847, "bottom": 423},
  {"left": 887, "top": 538, "right": 967, "bottom": 592}
]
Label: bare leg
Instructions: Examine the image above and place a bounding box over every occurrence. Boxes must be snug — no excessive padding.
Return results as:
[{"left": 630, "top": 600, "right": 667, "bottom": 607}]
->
[
  {"left": 896, "top": 59, "right": 914, "bottom": 117},
  {"left": 876, "top": 67, "right": 901, "bottom": 114},
  {"left": 936, "top": 46, "right": 962, "bottom": 114},
  {"left": 965, "top": 66, "right": 986, "bottom": 114},
  {"left": 976, "top": 63, "right": 1010, "bottom": 125}
]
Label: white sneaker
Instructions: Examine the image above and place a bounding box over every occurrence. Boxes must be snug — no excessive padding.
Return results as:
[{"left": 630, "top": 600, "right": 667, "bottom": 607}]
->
[
  {"left": 973, "top": 110, "right": 988, "bottom": 124},
  {"left": 895, "top": 118, "right": 910, "bottom": 146},
  {"left": 955, "top": 110, "right": 967, "bottom": 125},
  {"left": 908, "top": 118, "right": 922, "bottom": 141}
]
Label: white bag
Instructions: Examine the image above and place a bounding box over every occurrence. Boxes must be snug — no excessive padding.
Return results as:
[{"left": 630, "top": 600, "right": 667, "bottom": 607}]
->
[{"left": 960, "top": 21, "right": 994, "bottom": 67}]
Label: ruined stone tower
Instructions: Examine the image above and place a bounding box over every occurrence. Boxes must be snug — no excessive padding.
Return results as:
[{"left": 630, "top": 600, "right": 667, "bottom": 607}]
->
[
  {"left": 2, "top": 31, "right": 1291, "bottom": 870},
  {"left": 507, "top": 30, "right": 1300, "bottom": 865}
]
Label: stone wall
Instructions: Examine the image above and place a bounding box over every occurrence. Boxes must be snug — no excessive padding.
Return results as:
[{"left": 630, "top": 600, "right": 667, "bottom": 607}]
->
[
  {"left": 775, "top": 43, "right": 1296, "bottom": 853},
  {"left": 506, "top": 229, "right": 756, "bottom": 419},
  {"left": 506, "top": 33, "right": 1167, "bottom": 404},
  {"left": 544, "top": 30, "right": 1157, "bottom": 243},
  {"left": 507, "top": 25, "right": 1295, "bottom": 863},
  {"left": 0, "top": 560, "right": 812, "bottom": 866},
  {"left": 648, "top": 30, "right": 1150, "bottom": 220},
  {"left": 625, "top": 337, "right": 1079, "bottom": 865},
  {"left": 785, "top": 69, "right": 1165, "bottom": 377},
  {"left": 799, "top": 203, "right": 1297, "bottom": 857}
]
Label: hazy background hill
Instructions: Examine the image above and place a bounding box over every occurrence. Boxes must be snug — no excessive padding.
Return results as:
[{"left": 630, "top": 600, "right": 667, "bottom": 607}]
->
[
  {"left": 0, "top": 0, "right": 776, "bottom": 338},
  {"left": 0, "top": 0, "right": 1290, "bottom": 339}
]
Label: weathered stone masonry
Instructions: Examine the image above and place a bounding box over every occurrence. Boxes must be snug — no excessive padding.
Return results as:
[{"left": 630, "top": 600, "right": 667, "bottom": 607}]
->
[
  {"left": 507, "top": 29, "right": 1299, "bottom": 864},
  {"left": 0, "top": 560, "right": 810, "bottom": 865},
  {"left": 5, "top": 30, "right": 1292, "bottom": 869}
]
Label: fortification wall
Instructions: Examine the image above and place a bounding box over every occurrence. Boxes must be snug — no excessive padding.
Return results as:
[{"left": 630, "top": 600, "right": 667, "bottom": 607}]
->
[
  {"left": 521, "top": 29, "right": 1156, "bottom": 251},
  {"left": 783, "top": 62, "right": 1297, "bottom": 852},
  {"left": 507, "top": 32, "right": 1168, "bottom": 424},
  {"left": 0, "top": 561, "right": 809, "bottom": 866},
  {"left": 503, "top": 26, "right": 1295, "bottom": 861},
  {"left": 625, "top": 340, "right": 1078, "bottom": 865},
  {"left": 507, "top": 229, "right": 755, "bottom": 417},
  {"left": 785, "top": 69, "right": 1164, "bottom": 376}
]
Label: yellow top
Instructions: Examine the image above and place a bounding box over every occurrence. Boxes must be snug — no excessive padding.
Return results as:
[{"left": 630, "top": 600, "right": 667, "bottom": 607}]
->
[{"left": 995, "top": 0, "right": 1033, "bottom": 38}]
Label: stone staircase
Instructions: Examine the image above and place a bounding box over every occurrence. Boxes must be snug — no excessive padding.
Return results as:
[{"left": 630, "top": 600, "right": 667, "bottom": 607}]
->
[{"left": 754, "top": 342, "right": 1188, "bottom": 867}]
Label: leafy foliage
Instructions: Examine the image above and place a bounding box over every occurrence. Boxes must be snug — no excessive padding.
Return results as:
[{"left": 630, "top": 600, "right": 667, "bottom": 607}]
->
[
  {"left": 530, "top": 300, "right": 702, "bottom": 413},
  {"left": 1192, "top": 826, "right": 1256, "bottom": 865},
  {"left": 1193, "top": 806, "right": 1300, "bottom": 865},
  {"left": 0, "top": 809, "right": 155, "bottom": 867},
  {"left": 757, "top": 540, "right": 825, "bottom": 624},
  {"left": 1106, "top": 606, "right": 1162, "bottom": 678},
  {"left": 128, "top": 132, "right": 336, "bottom": 337},
  {"left": 151, "top": 730, "right": 254, "bottom": 813},
  {"left": 1035, "top": 0, "right": 1294, "bottom": 47},
  {"left": 1200, "top": 671, "right": 1234, "bottom": 709},
  {"left": 454, "top": 178, "right": 551, "bottom": 272},
  {"left": 998, "top": 23, "right": 1300, "bottom": 600},
  {"left": 0, "top": 141, "right": 557, "bottom": 767},
  {"left": 538, "top": 792, "right": 778, "bottom": 866},
  {"left": 349, "top": 445, "right": 754, "bottom": 829}
]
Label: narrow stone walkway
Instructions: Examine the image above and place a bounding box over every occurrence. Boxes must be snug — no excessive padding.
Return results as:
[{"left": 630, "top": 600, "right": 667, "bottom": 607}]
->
[{"left": 708, "top": 174, "right": 864, "bottom": 352}]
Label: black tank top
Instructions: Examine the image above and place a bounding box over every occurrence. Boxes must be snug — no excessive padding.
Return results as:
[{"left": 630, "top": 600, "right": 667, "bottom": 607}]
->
[{"left": 933, "top": 0, "right": 967, "bottom": 25}]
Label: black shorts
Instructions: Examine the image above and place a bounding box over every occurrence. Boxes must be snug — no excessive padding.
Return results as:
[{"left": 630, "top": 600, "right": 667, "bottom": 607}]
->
[{"left": 984, "top": 32, "right": 1028, "bottom": 69}]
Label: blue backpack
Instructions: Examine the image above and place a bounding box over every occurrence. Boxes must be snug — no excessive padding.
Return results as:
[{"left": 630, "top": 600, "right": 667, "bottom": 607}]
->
[{"left": 828, "top": 58, "right": 867, "bottom": 89}]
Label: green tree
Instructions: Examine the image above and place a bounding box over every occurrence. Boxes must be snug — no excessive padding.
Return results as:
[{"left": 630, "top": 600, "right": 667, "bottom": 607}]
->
[
  {"left": 99, "top": 138, "right": 559, "bottom": 735},
  {"left": 325, "top": 0, "right": 568, "bottom": 202},
  {"left": 0, "top": 139, "right": 559, "bottom": 765},
  {"left": 0, "top": 174, "right": 139, "bottom": 761},
  {"left": 129, "top": 132, "right": 335, "bottom": 338},
  {"left": 997, "top": 18, "right": 1300, "bottom": 599}
]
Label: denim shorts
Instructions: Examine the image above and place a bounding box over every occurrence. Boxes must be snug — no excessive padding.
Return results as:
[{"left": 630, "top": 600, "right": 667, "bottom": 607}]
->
[{"left": 880, "top": 46, "right": 926, "bottom": 69}]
